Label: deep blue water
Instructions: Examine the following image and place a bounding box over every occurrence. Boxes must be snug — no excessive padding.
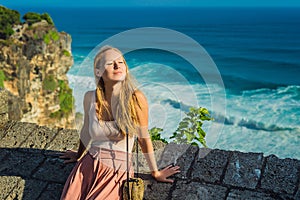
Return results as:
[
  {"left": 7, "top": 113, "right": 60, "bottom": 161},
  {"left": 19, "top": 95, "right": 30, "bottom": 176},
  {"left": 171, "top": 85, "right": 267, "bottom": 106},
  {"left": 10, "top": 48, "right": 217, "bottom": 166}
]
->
[{"left": 9, "top": 6, "right": 300, "bottom": 159}]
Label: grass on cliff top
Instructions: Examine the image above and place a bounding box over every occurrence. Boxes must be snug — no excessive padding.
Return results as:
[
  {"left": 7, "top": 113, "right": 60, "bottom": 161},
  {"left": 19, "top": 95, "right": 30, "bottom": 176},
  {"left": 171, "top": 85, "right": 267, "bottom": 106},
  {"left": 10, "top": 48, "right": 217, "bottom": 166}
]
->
[
  {"left": 23, "top": 12, "right": 54, "bottom": 26},
  {"left": 0, "top": 6, "right": 55, "bottom": 40},
  {"left": 0, "top": 6, "right": 21, "bottom": 40}
]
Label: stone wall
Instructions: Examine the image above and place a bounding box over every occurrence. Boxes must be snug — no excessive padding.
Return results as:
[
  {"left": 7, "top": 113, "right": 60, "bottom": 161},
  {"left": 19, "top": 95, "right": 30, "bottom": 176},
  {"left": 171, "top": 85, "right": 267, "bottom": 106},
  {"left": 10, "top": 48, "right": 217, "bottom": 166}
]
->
[{"left": 0, "top": 120, "right": 299, "bottom": 200}]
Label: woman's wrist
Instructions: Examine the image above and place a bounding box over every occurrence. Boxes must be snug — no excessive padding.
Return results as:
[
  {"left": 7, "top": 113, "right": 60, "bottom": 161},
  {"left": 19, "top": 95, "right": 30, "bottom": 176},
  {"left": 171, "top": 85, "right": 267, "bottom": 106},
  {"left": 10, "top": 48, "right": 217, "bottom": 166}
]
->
[{"left": 151, "top": 170, "right": 160, "bottom": 179}]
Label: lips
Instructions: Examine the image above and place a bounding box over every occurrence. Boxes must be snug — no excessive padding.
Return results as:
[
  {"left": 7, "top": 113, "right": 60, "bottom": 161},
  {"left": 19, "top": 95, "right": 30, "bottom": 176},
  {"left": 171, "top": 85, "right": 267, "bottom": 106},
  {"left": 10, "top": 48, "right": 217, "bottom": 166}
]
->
[{"left": 113, "top": 71, "right": 122, "bottom": 74}]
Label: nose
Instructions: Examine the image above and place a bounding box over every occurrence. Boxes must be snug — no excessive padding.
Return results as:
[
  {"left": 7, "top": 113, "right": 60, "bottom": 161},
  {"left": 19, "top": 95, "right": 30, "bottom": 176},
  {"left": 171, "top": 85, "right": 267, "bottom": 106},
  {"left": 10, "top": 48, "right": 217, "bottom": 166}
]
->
[{"left": 113, "top": 61, "right": 120, "bottom": 69}]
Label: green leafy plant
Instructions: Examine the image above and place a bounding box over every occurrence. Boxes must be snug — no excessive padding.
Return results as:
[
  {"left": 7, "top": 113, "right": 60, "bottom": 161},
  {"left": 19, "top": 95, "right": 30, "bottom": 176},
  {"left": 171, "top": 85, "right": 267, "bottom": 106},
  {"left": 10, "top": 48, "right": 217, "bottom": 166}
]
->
[
  {"left": 149, "top": 127, "right": 168, "bottom": 144},
  {"left": 149, "top": 107, "right": 213, "bottom": 147},
  {"left": 170, "top": 107, "right": 213, "bottom": 147}
]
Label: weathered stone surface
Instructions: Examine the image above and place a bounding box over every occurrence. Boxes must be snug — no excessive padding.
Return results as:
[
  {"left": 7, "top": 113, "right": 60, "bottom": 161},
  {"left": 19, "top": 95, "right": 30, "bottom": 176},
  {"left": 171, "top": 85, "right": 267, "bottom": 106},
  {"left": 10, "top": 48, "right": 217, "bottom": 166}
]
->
[
  {"left": 191, "top": 148, "right": 230, "bottom": 183},
  {"left": 224, "top": 152, "right": 263, "bottom": 189},
  {"left": 0, "top": 121, "right": 17, "bottom": 139},
  {"left": 22, "top": 179, "right": 47, "bottom": 200},
  {"left": 223, "top": 151, "right": 263, "bottom": 189},
  {"left": 0, "top": 176, "right": 24, "bottom": 200},
  {"left": 38, "top": 183, "right": 64, "bottom": 200},
  {"left": 0, "top": 149, "right": 44, "bottom": 178},
  {"left": 158, "top": 142, "right": 191, "bottom": 169},
  {"left": 227, "top": 189, "right": 276, "bottom": 200},
  {"left": 157, "top": 143, "right": 197, "bottom": 179},
  {"left": 0, "top": 89, "right": 9, "bottom": 128},
  {"left": 19, "top": 125, "right": 58, "bottom": 149},
  {"left": 0, "top": 147, "right": 9, "bottom": 161},
  {"left": 32, "top": 155, "right": 75, "bottom": 183},
  {"left": 174, "top": 145, "right": 199, "bottom": 179},
  {"left": 260, "top": 154, "right": 300, "bottom": 195},
  {"left": 44, "top": 128, "right": 80, "bottom": 151},
  {"left": 143, "top": 180, "right": 173, "bottom": 200},
  {"left": 1, "top": 121, "right": 39, "bottom": 147},
  {"left": 133, "top": 140, "right": 167, "bottom": 173},
  {"left": 1, "top": 121, "right": 300, "bottom": 199},
  {"left": 172, "top": 181, "right": 227, "bottom": 200},
  {"left": 295, "top": 186, "right": 300, "bottom": 200}
]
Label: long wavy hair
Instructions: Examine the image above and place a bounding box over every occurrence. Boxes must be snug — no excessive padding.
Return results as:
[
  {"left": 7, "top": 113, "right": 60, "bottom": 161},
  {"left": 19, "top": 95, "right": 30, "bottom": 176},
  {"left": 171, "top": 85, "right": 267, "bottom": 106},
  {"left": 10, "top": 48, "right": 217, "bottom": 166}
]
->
[{"left": 93, "top": 45, "right": 140, "bottom": 137}]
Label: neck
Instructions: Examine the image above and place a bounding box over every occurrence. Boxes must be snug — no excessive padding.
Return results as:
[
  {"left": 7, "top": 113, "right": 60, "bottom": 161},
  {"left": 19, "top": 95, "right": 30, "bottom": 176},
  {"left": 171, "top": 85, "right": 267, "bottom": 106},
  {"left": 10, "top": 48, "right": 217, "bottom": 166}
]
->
[{"left": 104, "top": 81, "right": 122, "bottom": 103}]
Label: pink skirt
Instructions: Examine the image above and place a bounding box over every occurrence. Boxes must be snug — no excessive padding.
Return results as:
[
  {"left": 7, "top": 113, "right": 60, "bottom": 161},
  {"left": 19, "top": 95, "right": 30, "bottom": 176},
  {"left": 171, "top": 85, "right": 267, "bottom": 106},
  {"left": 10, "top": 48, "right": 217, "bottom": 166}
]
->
[{"left": 60, "top": 147, "right": 133, "bottom": 200}]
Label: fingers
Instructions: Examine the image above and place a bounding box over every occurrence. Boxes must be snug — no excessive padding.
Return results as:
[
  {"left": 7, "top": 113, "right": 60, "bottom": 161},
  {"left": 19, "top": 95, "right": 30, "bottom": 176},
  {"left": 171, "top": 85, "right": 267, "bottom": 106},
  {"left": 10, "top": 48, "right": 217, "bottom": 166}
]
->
[{"left": 163, "top": 178, "right": 174, "bottom": 183}]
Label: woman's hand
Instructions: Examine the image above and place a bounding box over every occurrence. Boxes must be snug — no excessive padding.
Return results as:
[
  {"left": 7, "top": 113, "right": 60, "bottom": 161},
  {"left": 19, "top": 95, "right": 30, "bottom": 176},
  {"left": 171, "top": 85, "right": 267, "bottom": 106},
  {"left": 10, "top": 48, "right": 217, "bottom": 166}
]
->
[
  {"left": 151, "top": 165, "right": 180, "bottom": 183},
  {"left": 59, "top": 150, "right": 78, "bottom": 164}
]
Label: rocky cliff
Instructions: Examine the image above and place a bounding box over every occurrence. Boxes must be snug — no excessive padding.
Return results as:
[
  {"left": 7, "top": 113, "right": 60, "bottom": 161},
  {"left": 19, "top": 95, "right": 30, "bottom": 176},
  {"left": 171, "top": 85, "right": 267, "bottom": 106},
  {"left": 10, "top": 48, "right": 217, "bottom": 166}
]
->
[{"left": 0, "top": 6, "right": 75, "bottom": 129}]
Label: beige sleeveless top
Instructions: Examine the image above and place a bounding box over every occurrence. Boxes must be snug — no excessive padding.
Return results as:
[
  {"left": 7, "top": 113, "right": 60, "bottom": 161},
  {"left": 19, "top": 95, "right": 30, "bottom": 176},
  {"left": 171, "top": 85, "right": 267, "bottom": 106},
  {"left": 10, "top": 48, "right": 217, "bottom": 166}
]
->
[{"left": 88, "top": 91, "right": 135, "bottom": 152}]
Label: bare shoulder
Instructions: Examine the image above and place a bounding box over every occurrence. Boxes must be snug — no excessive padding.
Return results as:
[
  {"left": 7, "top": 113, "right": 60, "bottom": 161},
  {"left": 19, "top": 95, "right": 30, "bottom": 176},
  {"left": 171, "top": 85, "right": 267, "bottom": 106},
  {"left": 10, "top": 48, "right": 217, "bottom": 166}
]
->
[
  {"left": 84, "top": 90, "right": 94, "bottom": 101},
  {"left": 83, "top": 90, "right": 95, "bottom": 109},
  {"left": 133, "top": 90, "right": 148, "bottom": 107}
]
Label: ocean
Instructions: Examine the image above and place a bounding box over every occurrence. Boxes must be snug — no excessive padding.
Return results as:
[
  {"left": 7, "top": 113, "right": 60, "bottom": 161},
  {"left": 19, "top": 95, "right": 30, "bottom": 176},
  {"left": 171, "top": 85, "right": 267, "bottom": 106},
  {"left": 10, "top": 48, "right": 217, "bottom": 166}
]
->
[{"left": 15, "top": 6, "right": 300, "bottom": 159}]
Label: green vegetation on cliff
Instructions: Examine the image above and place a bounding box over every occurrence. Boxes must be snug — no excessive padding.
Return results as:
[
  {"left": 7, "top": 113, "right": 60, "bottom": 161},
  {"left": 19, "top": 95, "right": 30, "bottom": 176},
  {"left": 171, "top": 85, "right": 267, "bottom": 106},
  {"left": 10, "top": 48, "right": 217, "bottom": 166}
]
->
[
  {"left": 23, "top": 12, "right": 54, "bottom": 26},
  {"left": 43, "top": 30, "right": 60, "bottom": 44},
  {"left": 0, "top": 70, "right": 7, "bottom": 88},
  {"left": 42, "top": 75, "right": 57, "bottom": 91},
  {"left": 0, "top": 6, "right": 20, "bottom": 39},
  {"left": 50, "top": 80, "right": 74, "bottom": 119}
]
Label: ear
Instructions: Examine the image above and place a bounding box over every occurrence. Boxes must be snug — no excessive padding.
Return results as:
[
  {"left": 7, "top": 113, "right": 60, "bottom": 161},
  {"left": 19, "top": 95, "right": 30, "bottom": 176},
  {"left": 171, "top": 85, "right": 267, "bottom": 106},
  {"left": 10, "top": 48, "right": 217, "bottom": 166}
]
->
[{"left": 95, "top": 68, "right": 102, "bottom": 77}]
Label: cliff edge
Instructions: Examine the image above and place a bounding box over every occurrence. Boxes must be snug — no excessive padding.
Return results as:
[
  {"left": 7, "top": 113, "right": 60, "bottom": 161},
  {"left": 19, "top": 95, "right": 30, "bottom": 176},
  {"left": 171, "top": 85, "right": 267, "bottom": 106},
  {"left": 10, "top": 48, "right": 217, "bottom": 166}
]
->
[{"left": 0, "top": 6, "right": 75, "bottom": 129}]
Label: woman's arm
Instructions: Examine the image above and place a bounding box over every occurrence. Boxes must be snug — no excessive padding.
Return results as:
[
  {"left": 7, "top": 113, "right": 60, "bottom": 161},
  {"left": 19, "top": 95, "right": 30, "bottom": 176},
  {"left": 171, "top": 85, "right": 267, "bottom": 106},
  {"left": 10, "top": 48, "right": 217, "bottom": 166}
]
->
[
  {"left": 60, "top": 91, "right": 92, "bottom": 163},
  {"left": 134, "top": 91, "right": 180, "bottom": 182}
]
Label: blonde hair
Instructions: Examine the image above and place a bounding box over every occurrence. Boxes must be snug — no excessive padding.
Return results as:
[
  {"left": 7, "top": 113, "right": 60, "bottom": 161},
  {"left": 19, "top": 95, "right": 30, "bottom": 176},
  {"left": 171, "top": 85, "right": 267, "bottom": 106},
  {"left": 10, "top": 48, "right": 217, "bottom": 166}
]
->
[{"left": 94, "top": 45, "right": 140, "bottom": 137}]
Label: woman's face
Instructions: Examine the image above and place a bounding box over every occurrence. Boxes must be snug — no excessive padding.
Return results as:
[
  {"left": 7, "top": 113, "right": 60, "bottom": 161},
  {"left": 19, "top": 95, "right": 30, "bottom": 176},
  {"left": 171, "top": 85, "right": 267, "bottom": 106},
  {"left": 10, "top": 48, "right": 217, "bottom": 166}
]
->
[{"left": 96, "top": 49, "right": 127, "bottom": 83}]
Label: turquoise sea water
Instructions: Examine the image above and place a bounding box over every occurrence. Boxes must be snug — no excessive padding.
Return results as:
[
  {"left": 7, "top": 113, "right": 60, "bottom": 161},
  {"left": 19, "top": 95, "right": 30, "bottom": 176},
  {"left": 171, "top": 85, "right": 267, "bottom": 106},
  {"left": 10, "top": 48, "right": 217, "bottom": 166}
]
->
[{"left": 13, "top": 6, "right": 300, "bottom": 159}]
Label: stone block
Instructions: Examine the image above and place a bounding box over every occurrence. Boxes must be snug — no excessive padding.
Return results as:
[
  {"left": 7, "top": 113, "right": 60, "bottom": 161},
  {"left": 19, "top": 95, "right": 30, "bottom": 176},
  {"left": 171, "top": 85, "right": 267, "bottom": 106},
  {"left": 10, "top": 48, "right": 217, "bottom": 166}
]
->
[
  {"left": 45, "top": 128, "right": 79, "bottom": 151},
  {"left": 260, "top": 155, "right": 300, "bottom": 195},
  {"left": 32, "top": 156, "right": 75, "bottom": 184},
  {"left": 0, "top": 149, "right": 44, "bottom": 178},
  {"left": 223, "top": 151, "right": 263, "bottom": 189},
  {"left": 158, "top": 143, "right": 198, "bottom": 179},
  {"left": 227, "top": 189, "right": 276, "bottom": 200},
  {"left": 0, "top": 147, "right": 10, "bottom": 161},
  {"left": 0, "top": 176, "right": 25, "bottom": 200},
  {"left": 22, "top": 179, "right": 47, "bottom": 200},
  {"left": 174, "top": 145, "right": 199, "bottom": 179},
  {"left": 0, "top": 121, "right": 17, "bottom": 140},
  {"left": 158, "top": 142, "right": 191, "bottom": 169},
  {"left": 38, "top": 183, "right": 64, "bottom": 200},
  {"left": 143, "top": 181, "right": 173, "bottom": 200},
  {"left": 132, "top": 140, "right": 166, "bottom": 174},
  {"left": 1, "top": 122, "right": 39, "bottom": 148},
  {"left": 172, "top": 181, "right": 227, "bottom": 200},
  {"left": 191, "top": 148, "right": 230, "bottom": 183},
  {"left": 19, "top": 125, "right": 58, "bottom": 149}
]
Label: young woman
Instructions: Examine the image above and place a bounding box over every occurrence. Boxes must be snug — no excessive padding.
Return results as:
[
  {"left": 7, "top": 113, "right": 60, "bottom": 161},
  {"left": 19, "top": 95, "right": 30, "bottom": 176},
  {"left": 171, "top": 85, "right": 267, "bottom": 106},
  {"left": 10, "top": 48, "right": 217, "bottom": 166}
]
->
[{"left": 60, "top": 46, "right": 180, "bottom": 199}]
